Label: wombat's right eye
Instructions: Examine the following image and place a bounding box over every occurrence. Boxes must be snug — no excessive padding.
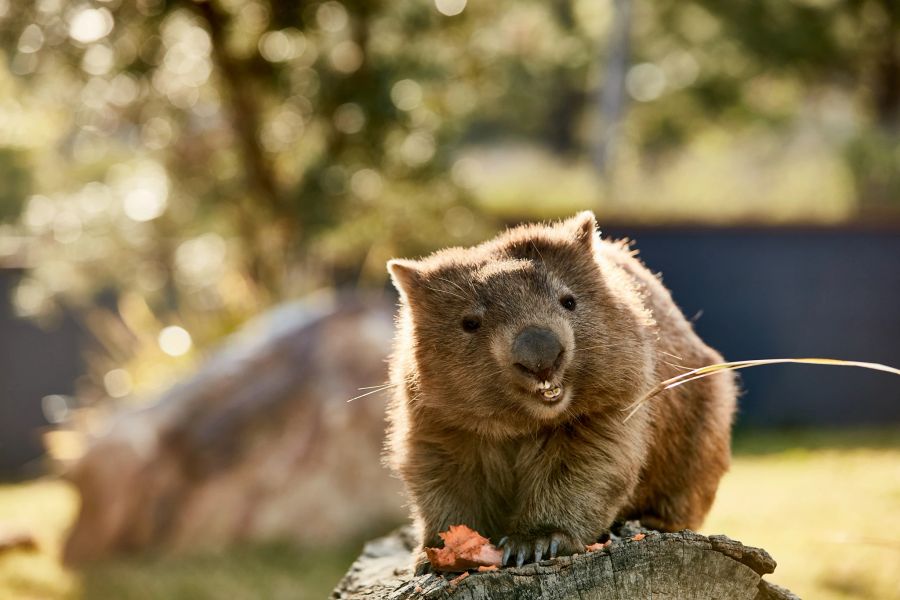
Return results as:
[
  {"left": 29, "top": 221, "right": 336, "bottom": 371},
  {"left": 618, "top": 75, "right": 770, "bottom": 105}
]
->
[
  {"left": 461, "top": 316, "right": 481, "bottom": 333},
  {"left": 560, "top": 294, "right": 577, "bottom": 311}
]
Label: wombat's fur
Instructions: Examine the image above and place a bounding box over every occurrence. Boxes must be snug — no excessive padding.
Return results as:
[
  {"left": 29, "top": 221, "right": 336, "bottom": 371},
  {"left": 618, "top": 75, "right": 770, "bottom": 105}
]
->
[{"left": 386, "top": 212, "right": 736, "bottom": 567}]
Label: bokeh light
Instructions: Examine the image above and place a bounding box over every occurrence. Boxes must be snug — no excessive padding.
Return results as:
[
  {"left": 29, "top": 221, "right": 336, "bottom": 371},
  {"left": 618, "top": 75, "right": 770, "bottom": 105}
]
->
[
  {"left": 103, "top": 369, "right": 133, "bottom": 398},
  {"left": 329, "top": 40, "right": 363, "bottom": 73},
  {"left": 391, "top": 80, "right": 423, "bottom": 112},
  {"left": 17, "top": 24, "right": 44, "bottom": 53},
  {"left": 68, "top": 7, "right": 114, "bottom": 44},
  {"left": 626, "top": 63, "right": 666, "bottom": 102},
  {"left": 158, "top": 326, "right": 192, "bottom": 357},
  {"left": 41, "top": 395, "right": 72, "bottom": 425},
  {"left": 333, "top": 103, "right": 365, "bottom": 134},
  {"left": 435, "top": 0, "right": 467, "bottom": 17},
  {"left": 317, "top": 2, "right": 349, "bottom": 33}
]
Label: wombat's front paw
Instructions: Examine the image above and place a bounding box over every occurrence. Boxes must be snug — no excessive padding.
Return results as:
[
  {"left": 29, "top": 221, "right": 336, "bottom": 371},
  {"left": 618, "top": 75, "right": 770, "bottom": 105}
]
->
[{"left": 497, "top": 530, "right": 582, "bottom": 567}]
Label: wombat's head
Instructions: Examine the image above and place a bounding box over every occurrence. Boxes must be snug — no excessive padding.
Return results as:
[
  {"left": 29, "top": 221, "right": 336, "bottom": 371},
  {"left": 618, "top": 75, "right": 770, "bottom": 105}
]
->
[{"left": 389, "top": 211, "right": 653, "bottom": 437}]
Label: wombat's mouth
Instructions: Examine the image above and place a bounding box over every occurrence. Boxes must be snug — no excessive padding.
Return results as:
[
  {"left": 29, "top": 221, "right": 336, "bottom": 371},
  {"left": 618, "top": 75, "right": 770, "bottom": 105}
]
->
[
  {"left": 536, "top": 380, "right": 563, "bottom": 400},
  {"left": 515, "top": 377, "right": 572, "bottom": 419},
  {"left": 532, "top": 380, "right": 565, "bottom": 403}
]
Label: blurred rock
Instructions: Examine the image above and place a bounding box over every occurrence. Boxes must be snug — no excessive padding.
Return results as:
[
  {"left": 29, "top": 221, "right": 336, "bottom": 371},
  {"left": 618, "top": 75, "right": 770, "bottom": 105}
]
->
[{"left": 63, "top": 293, "right": 403, "bottom": 564}]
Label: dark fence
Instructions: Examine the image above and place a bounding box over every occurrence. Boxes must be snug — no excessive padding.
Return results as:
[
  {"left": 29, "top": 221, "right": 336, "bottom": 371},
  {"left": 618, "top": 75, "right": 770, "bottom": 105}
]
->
[
  {"left": 605, "top": 226, "right": 900, "bottom": 428},
  {"left": 0, "top": 269, "right": 86, "bottom": 477}
]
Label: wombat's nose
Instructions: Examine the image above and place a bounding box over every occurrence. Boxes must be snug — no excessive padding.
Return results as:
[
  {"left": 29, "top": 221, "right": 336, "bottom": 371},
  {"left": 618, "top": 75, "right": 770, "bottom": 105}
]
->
[{"left": 511, "top": 326, "right": 563, "bottom": 380}]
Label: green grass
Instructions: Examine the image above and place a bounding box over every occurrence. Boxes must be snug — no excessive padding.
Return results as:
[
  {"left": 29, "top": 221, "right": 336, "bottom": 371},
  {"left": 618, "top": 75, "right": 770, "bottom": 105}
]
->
[
  {"left": 0, "top": 480, "right": 366, "bottom": 600},
  {"left": 1, "top": 428, "right": 898, "bottom": 599},
  {"left": 705, "top": 428, "right": 900, "bottom": 600},
  {"left": 78, "top": 541, "right": 360, "bottom": 600}
]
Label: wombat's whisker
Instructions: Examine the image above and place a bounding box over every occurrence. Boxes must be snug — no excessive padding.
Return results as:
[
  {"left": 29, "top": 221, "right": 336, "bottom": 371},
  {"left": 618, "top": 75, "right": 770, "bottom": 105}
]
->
[
  {"left": 437, "top": 277, "right": 469, "bottom": 297},
  {"left": 530, "top": 240, "right": 546, "bottom": 263},
  {"left": 621, "top": 358, "right": 900, "bottom": 423},
  {"left": 347, "top": 385, "right": 396, "bottom": 403},
  {"left": 358, "top": 382, "right": 398, "bottom": 390},
  {"left": 659, "top": 350, "right": 684, "bottom": 361},
  {"left": 661, "top": 360, "right": 694, "bottom": 372},
  {"left": 424, "top": 285, "right": 466, "bottom": 300}
]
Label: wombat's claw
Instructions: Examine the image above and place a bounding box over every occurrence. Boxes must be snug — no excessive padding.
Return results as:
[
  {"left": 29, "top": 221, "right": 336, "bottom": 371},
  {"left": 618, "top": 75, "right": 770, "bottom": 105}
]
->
[
  {"left": 516, "top": 546, "right": 527, "bottom": 567},
  {"left": 498, "top": 531, "right": 579, "bottom": 567},
  {"left": 549, "top": 538, "right": 559, "bottom": 558},
  {"left": 501, "top": 544, "right": 511, "bottom": 566}
]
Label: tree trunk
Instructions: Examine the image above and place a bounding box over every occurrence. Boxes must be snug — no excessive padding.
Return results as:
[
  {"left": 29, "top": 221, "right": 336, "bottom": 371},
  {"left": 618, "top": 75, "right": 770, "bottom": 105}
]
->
[
  {"left": 592, "top": 0, "right": 631, "bottom": 178},
  {"left": 333, "top": 526, "right": 800, "bottom": 600}
]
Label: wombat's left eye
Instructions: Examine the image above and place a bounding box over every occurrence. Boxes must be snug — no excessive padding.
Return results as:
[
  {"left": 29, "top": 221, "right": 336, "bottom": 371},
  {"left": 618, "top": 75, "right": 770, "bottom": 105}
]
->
[
  {"left": 461, "top": 316, "right": 482, "bottom": 332},
  {"left": 560, "top": 294, "right": 577, "bottom": 311}
]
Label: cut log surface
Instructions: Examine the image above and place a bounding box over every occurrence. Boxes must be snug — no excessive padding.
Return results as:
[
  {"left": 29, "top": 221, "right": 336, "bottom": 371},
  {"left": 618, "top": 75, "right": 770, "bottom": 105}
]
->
[{"left": 333, "top": 526, "right": 801, "bottom": 600}]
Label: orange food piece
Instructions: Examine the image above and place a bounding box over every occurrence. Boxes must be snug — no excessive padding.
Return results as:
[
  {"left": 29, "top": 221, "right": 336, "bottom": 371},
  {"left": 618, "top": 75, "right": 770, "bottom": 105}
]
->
[
  {"left": 477, "top": 565, "right": 499, "bottom": 572},
  {"left": 585, "top": 540, "right": 613, "bottom": 552},
  {"left": 449, "top": 572, "right": 470, "bottom": 586},
  {"left": 424, "top": 525, "right": 504, "bottom": 572},
  {"left": 632, "top": 533, "right": 646, "bottom": 541}
]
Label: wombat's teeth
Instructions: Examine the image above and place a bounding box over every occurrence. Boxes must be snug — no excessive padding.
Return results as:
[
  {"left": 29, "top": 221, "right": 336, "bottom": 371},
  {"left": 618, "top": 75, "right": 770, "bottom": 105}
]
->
[
  {"left": 542, "top": 386, "right": 562, "bottom": 399},
  {"left": 539, "top": 381, "right": 552, "bottom": 390}
]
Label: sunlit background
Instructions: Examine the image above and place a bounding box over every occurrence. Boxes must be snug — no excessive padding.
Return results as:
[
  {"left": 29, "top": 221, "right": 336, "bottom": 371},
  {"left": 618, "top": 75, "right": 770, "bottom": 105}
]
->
[{"left": 0, "top": 0, "right": 898, "bottom": 598}]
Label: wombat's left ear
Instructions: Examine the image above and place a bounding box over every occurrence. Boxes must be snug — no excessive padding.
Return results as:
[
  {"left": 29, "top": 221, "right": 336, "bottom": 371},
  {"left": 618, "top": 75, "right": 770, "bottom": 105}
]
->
[
  {"left": 387, "top": 259, "right": 422, "bottom": 300},
  {"left": 568, "top": 210, "right": 598, "bottom": 250}
]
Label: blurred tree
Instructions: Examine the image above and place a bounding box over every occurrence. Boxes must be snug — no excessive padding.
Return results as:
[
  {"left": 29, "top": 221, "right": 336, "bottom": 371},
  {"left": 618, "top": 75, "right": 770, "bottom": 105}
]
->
[
  {"left": 0, "top": 0, "right": 897, "bottom": 404},
  {"left": 634, "top": 0, "right": 899, "bottom": 209},
  {"left": 0, "top": 0, "right": 501, "bottom": 400}
]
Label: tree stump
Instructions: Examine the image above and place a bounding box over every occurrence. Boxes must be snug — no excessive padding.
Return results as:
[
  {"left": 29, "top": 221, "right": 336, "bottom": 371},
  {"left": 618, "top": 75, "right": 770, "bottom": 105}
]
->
[{"left": 333, "top": 526, "right": 800, "bottom": 599}]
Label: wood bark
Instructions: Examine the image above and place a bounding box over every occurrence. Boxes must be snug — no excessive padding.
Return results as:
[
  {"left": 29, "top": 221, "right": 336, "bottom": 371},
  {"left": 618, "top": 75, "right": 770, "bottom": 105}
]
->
[{"left": 333, "top": 526, "right": 800, "bottom": 600}]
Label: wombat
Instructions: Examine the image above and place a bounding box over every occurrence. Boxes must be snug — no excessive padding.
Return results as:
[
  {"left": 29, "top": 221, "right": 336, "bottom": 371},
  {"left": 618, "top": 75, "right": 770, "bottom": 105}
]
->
[{"left": 386, "top": 211, "right": 736, "bottom": 567}]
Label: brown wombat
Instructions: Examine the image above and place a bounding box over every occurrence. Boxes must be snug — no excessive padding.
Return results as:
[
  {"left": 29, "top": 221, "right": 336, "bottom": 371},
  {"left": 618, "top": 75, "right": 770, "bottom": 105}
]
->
[{"left": 385, "top": 211, "right": 736, "bottom": 567}]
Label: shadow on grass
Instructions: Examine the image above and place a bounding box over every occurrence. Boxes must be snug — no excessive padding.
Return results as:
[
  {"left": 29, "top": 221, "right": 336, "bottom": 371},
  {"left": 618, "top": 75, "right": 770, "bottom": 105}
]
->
[{"left": 732, "top": 427, "right": 900, "bottom": 456}]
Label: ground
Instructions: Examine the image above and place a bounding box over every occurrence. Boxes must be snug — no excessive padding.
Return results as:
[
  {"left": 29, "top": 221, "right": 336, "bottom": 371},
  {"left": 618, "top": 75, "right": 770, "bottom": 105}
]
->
[{"left": 0, "top": 428, "right": 898, "bottom": 600}]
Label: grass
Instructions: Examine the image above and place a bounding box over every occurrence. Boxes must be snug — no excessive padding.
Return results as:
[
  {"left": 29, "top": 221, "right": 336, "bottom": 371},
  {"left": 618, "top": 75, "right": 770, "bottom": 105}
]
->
[
  {"left": 77, "top": 541, "right": 360, "bottom": 600},
  {"left": 704, "top": 428, "right": 900, "bottom": 600},
  {"left": 623, "top": 358, "right": 900, "bottom": 422},
  {"left": 0, "top": 480, "right": 366, "bottom": 600},
  {"left": 0, "top": 479, "right": 76, "bottom": 600},
  {"left": 1, "top": 428, "right": 898, "bottom": 599}
]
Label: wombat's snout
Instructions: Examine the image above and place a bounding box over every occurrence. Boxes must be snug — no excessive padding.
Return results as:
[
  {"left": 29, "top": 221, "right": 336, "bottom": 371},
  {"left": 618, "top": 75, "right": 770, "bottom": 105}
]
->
[{"left": 511, "top": 326, "right": 564, "bottom": 381}]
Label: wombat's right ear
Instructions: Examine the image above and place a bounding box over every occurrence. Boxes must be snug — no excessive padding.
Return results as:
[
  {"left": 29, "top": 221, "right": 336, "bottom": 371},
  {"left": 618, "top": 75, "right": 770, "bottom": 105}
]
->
[
  {"left": 387, "top": 259, "right": 423, "bottom": 300},
  {"left": 566, "top": 210, "right": 599, "bottom": 252}
]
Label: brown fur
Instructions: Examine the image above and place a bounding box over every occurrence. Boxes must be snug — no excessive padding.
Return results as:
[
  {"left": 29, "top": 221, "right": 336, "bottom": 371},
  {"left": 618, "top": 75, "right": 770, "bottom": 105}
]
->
[{"left": 385, "top": 212, "right": 736, "bottom": 563}]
